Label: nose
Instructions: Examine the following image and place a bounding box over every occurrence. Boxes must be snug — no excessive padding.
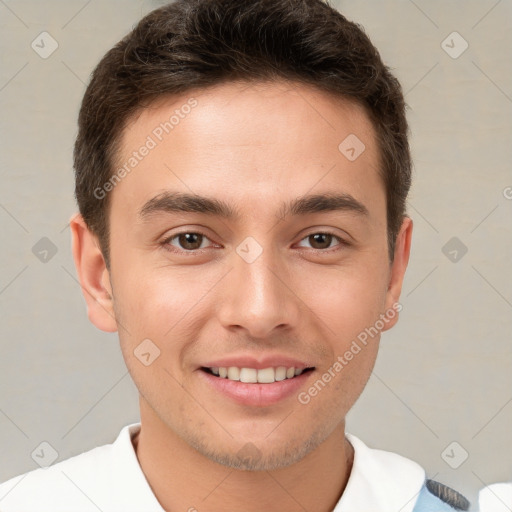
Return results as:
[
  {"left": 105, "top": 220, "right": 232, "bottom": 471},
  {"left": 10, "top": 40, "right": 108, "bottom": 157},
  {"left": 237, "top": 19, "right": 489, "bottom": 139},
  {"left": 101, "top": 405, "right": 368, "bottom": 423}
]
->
[{"left": 216, "top": 243, "right": 300, "bottom": 340}]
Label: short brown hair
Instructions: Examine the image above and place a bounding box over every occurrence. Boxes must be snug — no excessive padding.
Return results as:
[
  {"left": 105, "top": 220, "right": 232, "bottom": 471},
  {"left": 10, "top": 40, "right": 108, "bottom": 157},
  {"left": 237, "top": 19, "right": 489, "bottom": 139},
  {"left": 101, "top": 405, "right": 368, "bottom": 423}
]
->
[{"left": 74, "top": 0, "right": 412, "bottom": 269}]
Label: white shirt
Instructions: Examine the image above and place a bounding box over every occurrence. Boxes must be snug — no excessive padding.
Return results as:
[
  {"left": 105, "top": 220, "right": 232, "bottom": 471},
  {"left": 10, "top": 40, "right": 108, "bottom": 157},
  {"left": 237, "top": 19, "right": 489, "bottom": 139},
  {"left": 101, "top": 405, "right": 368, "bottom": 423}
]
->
[
  {"left": 478, "top": 483, "right": 512, "bottom": 512},
  {"left": 0, "top": 423, "right": 426, "bottom": 512}
]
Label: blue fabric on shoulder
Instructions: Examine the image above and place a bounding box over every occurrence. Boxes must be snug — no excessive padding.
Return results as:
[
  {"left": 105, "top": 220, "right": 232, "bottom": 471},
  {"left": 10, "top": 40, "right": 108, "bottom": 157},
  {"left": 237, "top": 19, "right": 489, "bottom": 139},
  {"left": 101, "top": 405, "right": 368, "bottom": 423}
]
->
[{"left": 412, "top": 482, "right": 459, "bottom": 511}]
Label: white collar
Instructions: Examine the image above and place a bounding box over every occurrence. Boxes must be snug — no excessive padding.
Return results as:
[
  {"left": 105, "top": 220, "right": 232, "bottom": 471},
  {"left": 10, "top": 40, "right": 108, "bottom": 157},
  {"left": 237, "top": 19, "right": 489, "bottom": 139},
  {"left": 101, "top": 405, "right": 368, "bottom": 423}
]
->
[
  {"left": 111, "top": 424, "right": 427, "bottom": 512},
  {"left": 0, "top": 423, "right": 426, "bottom": 512},
  {"left": 333, "top": 433, "right": 426, "bottom": 512},
  {"left": 110, "top": 422, "right": 164, "bottom": 510},
  {"left": 119, "top": 424, "right": 426, "bottom": 512}
]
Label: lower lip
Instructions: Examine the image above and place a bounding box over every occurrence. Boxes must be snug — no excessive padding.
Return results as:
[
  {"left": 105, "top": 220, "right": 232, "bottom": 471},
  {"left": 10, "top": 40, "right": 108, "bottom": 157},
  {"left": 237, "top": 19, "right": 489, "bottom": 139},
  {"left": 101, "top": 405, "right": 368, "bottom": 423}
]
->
[{"left": 198, "top": 369, "right": 314, "bottom": 407}]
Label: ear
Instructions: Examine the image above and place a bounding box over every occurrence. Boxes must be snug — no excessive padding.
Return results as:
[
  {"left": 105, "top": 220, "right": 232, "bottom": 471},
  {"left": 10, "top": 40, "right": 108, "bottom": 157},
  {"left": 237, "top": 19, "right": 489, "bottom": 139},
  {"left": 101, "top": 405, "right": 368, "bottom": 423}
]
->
[
  {"left": 69, "top": 213, "right": 118, "bottom": 333},
  {"left": 382, "top": 216, "right": 413, "bottom": 332}
]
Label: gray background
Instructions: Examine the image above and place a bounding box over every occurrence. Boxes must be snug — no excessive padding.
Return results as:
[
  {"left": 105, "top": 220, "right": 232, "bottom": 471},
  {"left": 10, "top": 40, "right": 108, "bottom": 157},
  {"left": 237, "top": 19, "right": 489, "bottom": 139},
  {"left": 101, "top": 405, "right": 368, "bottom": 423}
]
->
[{"left": 0, "top": 0, "right": 511, "bottom": 508}]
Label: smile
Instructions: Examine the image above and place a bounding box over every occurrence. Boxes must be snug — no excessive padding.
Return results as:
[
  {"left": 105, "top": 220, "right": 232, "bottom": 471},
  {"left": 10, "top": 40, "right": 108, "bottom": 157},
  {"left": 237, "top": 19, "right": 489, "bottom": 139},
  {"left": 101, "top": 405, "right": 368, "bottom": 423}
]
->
[
  {"left": 202, "top": 366, "right": 315, "bottom": 383},
  {"left": 199, "top": 365, "right": 316, "bottom": 406}
]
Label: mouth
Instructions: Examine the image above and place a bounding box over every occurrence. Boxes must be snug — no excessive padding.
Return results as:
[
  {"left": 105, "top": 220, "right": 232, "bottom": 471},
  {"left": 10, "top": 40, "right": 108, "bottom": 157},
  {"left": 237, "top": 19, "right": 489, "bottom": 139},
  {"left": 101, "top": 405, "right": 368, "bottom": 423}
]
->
[
  {"left": 200, "top": 366, "right": 315, "bottom": 383},
  {"left": 198, "top": 365, "right": 316, "bottom": 406}
]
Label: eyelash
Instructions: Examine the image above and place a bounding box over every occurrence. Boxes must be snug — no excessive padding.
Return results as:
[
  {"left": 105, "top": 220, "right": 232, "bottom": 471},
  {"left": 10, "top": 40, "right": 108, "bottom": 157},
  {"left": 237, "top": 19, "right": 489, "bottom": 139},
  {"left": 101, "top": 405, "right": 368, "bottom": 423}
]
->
[{"left": 161, "top": 230, "right": 349, "bottom": 255}]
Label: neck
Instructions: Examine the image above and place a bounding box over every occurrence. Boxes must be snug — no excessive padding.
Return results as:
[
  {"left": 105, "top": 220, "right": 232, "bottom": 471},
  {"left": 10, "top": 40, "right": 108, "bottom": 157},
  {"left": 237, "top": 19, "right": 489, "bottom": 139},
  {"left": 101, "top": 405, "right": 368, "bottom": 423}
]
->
[{"left": 133, "top": 398, "right": 354, "bottom": 512}]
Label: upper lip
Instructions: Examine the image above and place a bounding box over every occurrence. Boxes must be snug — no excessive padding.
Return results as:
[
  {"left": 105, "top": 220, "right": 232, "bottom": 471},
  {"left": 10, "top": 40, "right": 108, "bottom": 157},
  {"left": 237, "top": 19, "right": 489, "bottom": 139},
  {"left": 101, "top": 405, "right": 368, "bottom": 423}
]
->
[{"left": 200, "top": 355, "right": 315, "bottom": 370}]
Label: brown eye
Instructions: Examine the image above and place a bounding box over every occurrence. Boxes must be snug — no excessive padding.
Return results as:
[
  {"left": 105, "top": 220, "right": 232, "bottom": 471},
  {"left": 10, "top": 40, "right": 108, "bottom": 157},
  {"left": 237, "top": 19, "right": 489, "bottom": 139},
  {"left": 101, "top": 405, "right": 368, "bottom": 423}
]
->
[
  {"left": 309, "top": 233, "right": 333, "bottom": 249},
  {"left": 297, "top": 232, "right": 342, "bottom": 251},
  {"left": 166, "top": 232, "right": 210, "bottom": 251},
  {"left": 179, "top": 233, "right": 203, "bottom": 250}
]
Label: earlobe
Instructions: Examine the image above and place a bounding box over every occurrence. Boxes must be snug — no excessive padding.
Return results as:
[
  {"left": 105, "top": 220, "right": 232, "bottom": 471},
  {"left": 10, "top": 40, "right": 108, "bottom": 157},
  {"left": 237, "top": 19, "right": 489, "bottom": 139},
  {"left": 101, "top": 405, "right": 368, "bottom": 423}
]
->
[
  {"left": 382, "top": 217, "right": 413, "bottom": 332},
  {"left": 69, "top": 213, "right": 118, "bottom": 333}
]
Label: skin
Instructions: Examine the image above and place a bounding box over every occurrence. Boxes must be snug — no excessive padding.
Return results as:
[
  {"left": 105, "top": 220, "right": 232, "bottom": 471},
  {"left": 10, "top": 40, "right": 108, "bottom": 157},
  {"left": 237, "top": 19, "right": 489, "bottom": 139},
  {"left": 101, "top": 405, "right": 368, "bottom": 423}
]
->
[{"left": 70, "top": 80, "right": 412, "bottom": 512}]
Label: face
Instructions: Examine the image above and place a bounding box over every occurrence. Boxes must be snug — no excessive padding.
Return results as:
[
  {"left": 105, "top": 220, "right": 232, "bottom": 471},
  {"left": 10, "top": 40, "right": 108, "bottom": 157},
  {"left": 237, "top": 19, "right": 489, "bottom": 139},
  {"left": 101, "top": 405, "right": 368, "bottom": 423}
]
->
[{"left": 72, "top": 80, "right": 412, "bottom": 471}]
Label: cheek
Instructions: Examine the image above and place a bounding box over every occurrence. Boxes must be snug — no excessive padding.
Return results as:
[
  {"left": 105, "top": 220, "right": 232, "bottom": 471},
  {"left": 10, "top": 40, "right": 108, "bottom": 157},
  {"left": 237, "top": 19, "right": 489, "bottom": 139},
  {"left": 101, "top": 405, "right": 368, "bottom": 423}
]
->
[
  {"left": 112, "top": 264, "right": 220, "bottom": 374},
  {"left": 302, "top": 263, "right": 389, "bottom": 345},
  {"left": 114, "top": 265, "right": 195, "bottom": 332},
  {"left": 112, "top": 269, "right": 202, "bottom": 398}
]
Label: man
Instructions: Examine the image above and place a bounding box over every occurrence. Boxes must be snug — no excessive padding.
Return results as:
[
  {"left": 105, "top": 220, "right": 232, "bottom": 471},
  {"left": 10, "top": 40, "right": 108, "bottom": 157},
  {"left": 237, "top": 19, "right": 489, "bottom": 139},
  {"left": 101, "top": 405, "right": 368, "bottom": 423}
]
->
[{"left": 0, "top": 0, "right": 471, "bottom": 510}]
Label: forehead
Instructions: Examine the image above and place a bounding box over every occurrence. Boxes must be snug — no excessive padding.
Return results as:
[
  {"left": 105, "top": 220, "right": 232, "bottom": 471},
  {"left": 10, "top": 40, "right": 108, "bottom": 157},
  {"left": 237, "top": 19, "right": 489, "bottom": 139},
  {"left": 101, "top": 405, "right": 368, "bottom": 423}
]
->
[
  {"left": 111, "top": 80, "right": 383, "bottom": 223},
  {"left": 121, "top": 80, "right": 377, "bottom": 154}
]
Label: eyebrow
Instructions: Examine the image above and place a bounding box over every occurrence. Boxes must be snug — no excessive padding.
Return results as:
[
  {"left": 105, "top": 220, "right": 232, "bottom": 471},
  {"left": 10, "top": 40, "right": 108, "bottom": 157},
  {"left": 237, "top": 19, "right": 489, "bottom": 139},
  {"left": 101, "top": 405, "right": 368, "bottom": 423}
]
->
[{"left": 139, "top": 191, "right": 369, "bottom": 222}]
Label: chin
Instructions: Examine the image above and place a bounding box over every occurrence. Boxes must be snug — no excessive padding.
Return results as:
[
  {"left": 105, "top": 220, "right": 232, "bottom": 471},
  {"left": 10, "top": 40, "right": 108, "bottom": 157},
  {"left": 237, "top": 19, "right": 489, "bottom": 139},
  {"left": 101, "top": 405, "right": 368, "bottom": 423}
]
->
[{"left": 190, "top": 426, "right": 330, "bottom": 472}]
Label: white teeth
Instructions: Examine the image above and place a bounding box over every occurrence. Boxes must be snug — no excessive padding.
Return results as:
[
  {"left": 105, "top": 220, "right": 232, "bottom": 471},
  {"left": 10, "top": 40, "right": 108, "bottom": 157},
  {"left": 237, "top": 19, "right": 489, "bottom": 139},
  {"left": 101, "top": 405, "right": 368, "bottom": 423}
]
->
[
  {"left": 210, "top": 366, "right": 308, "bottom": 383},
  {"left": 275, "top": 366, "right": 287, "bottom": 381},
  {"left": 227, "top": 367, "right": 240, "bottom": 381},
  {"left": 257, "top": 367, "right": 275, "bottom": 383},
  {"left": 239, "top": 368, "right": 258, "bottom": 383}
]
